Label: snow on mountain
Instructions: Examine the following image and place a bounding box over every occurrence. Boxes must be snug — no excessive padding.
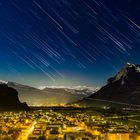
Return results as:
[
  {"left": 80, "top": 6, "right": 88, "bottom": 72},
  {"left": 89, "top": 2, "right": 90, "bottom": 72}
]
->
[
  {"left": 38, "top": 85, "right": 100, "bottom": 96},
  {"left": 108, "top": 62, "right": 140, "bottom": 85},
  {"left": 38, "top": 85, "right": 100, "bottom": 92},
  {"left": 0, "top": 80, "right": 8, "bottom": 84}
]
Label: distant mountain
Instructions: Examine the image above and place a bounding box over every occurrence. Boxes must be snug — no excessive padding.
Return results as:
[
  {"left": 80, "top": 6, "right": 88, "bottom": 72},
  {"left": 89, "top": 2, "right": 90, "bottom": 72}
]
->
[
  {"left": 77, "top": 63, "right": 140, "bottom": 108},
  {"left": 42, "top": 85, "right": 99, "bottom": 96},
  {"left": 0, "top": 84, "right": 28, "bottom": 110},
  {"left": 39, "top": 85, "right": 99, "bottom": 92},
  {"left": 2, "top": 82, "right": 99, "bottom": 106}
]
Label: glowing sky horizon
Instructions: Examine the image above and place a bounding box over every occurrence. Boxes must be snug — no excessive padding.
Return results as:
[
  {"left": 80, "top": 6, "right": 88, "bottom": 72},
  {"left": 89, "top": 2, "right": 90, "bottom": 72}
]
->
[{"left": 0, "top": 0, "right": 140, "bottom": 87}]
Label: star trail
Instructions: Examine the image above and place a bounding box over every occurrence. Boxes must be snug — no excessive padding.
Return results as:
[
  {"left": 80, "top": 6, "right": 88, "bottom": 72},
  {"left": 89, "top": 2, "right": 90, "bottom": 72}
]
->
[{"left": 0, "top": 0, "right": 139, "bottom": 87}]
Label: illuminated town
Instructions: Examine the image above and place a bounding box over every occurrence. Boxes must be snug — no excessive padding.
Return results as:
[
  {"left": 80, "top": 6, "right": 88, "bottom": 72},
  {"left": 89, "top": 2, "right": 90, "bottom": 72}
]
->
[
  {"left": 0, "top": 107, "right": 140, "bottom": 140},
  {"left": 0, "top": 0, "right": 140, "bottom": 140}
]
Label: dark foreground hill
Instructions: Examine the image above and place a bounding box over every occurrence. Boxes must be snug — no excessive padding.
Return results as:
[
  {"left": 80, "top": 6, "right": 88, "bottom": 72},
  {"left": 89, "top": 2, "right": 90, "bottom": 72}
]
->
[
  {"left": 77, "top": 63, "right": 140, "bottom": 108},
  {"left": 0, "top": 84, "right": 28, "bottom": 110}
]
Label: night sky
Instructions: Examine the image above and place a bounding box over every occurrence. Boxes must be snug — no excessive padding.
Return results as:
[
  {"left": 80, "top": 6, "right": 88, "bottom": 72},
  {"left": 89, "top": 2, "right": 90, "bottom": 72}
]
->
[{"left": 0, "top": 0, "right": 140, "bottom": 87}]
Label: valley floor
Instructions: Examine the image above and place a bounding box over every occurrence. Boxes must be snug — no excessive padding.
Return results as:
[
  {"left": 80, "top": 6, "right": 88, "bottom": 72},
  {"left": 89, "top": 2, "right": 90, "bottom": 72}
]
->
[{"left": 0, "top": 107, "right": 140, "bottom": 140}]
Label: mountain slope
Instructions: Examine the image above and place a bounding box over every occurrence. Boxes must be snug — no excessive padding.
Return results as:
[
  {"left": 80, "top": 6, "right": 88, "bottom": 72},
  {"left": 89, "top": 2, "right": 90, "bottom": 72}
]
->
[{"left": 77, "top": 63, "right": 140, "bottom": 107}]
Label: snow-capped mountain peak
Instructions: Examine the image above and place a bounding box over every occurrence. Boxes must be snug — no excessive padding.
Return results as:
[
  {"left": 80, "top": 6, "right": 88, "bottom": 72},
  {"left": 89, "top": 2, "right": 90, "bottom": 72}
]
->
[
  {"left": 108, "top": 62, "right": 140, "bottom": 85},
  {"left": 0, "top": 80, "right": 8, "bottom": 84}
]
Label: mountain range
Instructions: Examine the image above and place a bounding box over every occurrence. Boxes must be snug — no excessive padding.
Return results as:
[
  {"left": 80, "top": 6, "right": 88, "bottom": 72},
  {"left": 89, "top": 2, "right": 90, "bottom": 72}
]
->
[
  {"left": 0, "top": 81, "right": 99, "bottom": 106},
  {"left": 1, "top": 62, "right": 140, "bottom": 108}
]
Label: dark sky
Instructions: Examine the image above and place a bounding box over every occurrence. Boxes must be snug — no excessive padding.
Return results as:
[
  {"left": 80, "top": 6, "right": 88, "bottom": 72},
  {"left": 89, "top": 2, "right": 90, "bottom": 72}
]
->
[{"left": 0, "top": 0, "right": 140, "bottom": 87}]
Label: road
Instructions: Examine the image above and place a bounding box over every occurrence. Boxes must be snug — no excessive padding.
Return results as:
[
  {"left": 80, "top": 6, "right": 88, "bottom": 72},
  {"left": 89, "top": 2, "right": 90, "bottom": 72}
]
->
[
  {"left": 18, "top": 121, "right": 37, "bottom": 140},
  {"left": 85, "top": 98, "right": 140, "bottom": 108}
]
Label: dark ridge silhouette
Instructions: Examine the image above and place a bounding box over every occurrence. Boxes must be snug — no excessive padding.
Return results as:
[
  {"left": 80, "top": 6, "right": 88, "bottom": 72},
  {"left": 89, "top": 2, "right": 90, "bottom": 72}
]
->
[
  {"left": 78, "top": 63, "right": 140, "bottom": 107},
  {"left": 0, "top": 84, "right": 29, "bottom": 110}
]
